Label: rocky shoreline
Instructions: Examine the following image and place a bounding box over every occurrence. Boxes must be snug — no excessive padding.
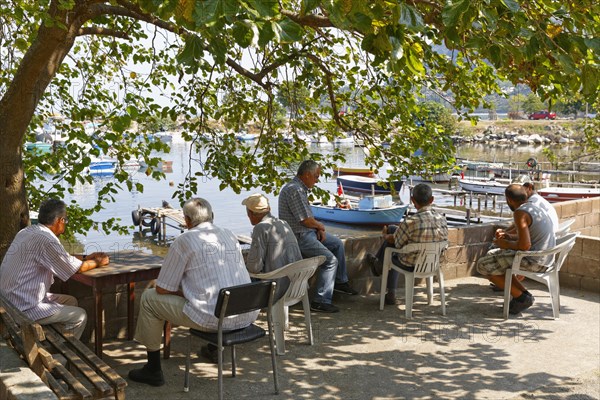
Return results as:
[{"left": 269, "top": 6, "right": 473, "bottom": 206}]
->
[{"left": 453, "top": 122, "right": 580, "bottom": 145}]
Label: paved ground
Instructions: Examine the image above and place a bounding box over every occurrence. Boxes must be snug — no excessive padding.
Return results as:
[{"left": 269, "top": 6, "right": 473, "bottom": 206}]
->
[{"left": 100, "top": 277, "right": 599, "bottom": 399}]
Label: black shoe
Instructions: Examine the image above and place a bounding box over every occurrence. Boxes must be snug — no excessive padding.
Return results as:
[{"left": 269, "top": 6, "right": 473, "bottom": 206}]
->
[
  {"left": 310, "top": 302, "right": 340, "bottom": 313},
  {"left": 198, "top": 345, "right": 219, "bottom": 364},
  {"left": 384, "top": 293, "right": 398, "bottom": 305},
  {"left": 365, "top": 253, "right": 382, "bottom": 277},
  {"left": 128, "top": 365, "right": 165, "bottom": 387},
  {"left": 334, "top": 282, "right": 358, "bottom": 295},
  {"left": 509, "top": 292, "right": 535, "bottom": 315}
]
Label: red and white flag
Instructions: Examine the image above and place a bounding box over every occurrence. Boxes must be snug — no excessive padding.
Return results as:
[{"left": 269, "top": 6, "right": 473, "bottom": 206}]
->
[{"left": 337, "top": 182, "right": 344, "bottom": 196}]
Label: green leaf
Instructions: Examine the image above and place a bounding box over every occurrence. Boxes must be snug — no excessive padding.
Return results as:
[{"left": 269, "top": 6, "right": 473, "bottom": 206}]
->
[
  {"left": 398, "top": 3, "right": 424, "bottom": 29},
  {"left": 488, "top": 44, "right": 502, "bottom": 67},
  {"left": 277, "top": 18, "right": 304, "bottom": 43},
  {"left": 301, "top": 0, "right": 320, "bottom": 16},
  {"left": 389, "top": 36, "right": 404, "bottom": 60},
  {"left": 352, "top": 12, "right": 372, "bottom": 33},
  {"left": 247, "top": 0, "right": 278, "bottom": 17},
  {"left": 556, "top": 54, "right": 576, "bottom": 75},
  {"left": 258, "top": 21, "right": 275, "bottom": 46},
  {"left": 232, "top": 21, "right": 255, "bottom": 48},
  {"left": 442, "top": 0, "right": 470, "bottom": 28},
  {"left": 193, "top": 0, "right": 222, "bottom": 26},
  {"left": 176, "top": 35, "right": 204, "bottom": 65},
  {"left": 500, "top": 0, "right": 520, "bottom": 13}
]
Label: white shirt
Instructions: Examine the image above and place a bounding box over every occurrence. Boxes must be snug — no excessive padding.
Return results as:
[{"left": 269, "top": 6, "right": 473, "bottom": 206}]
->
[
  {"left": 0, "top": 225, "right": 82, "bottom": 320},
  {"left": 529, "top": 193, "right": 559, "bottom": 232},
  {"left": 156, "top": 222, "right": 257, "bottom": 331}
]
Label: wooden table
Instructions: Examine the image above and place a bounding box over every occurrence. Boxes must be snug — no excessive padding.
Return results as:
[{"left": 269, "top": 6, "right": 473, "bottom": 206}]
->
[{"left": 69, "top": 251, "right": 170, "bottom": 359}]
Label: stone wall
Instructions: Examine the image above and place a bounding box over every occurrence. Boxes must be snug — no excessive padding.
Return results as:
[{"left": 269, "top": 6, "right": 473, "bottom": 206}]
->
[
  {"left": 553, "top": 197, "right": 600, "bottom": 238},
  {"left": 553, "top": 197, "right": 600, "bottom": 293}
]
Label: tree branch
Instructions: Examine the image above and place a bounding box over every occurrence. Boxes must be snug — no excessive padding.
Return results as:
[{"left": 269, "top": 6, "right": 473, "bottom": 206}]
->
[
  {"left": 280, "top": 10, "right": 335, "bottom": 28},
  {"left": 305, "top": 53, "right": 350, "bottom": 130},
  {"left": 77, "top": 26, "right": 129, "bottom": 39}
]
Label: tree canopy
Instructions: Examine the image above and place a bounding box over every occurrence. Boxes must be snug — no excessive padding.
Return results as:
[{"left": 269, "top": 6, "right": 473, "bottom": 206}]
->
[{"left": 1, "top": 0, "right": 599, "bottom": 257}]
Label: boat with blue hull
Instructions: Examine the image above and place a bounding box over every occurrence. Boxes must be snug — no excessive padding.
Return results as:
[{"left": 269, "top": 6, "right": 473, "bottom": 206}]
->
[
  {"left": 88, "top": 159, "right": 117, "bottom": 176},
  {"left": 311, "top": 195, "right": 408, "bottom": 226},
  {"left": 337, "top": 175, "right": 403, "bottom": 194}
]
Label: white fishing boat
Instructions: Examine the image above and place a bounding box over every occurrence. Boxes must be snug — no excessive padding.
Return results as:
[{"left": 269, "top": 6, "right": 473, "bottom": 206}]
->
[
  {"left": 458, "top": 178, "right": 508, "bottom": 195},
  {"left": 538, "top": 186, "right": 600, "bottom": 202}
]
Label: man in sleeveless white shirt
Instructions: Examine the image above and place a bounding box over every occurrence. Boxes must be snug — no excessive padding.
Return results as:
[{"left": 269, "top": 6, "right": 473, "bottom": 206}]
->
[
  {"left": 476, "top": 185, "right": 556, "bottom": 315},
  {"left": 0, "top": 199, "right": 109, "bottom": 339}
]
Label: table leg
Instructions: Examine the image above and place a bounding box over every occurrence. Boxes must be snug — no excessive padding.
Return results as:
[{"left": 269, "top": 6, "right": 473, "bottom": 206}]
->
[
  {"left": 163, "top": 322, "right": 171, "bottom": 359},
  {"left": 127, "top": 282, "right": 135, "bottom": 340},
  {"left": 93, "top": 286, "right": 103, "bottom": 358}
]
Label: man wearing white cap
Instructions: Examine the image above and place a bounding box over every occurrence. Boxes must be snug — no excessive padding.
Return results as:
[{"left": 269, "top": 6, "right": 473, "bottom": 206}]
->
[{"left": 242, "top": 193, "right": 303, "bottom": 275}]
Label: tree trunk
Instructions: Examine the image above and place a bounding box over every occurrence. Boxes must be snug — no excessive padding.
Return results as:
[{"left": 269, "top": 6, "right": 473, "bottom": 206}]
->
[{"left": 0, "top": 3, "right": 81, "bottom": 261}]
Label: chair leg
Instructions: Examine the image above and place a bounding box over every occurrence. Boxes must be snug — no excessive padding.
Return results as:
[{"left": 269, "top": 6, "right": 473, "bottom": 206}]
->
[
  {"left": 183, "top": 332, "right": 191, "bottom": 392},
  {"left": 426, "top": 276, "right": 434, "bottom": 305},
  {"left": 548, "top": 274, "right": 560, "bottom": 319},
  {"left": 380, "top": 263, "right": 390, "bottom": 311},
  {"left": 302, "top": 293, "right": 314, "bottom": 346},
  {"left": 267, "top": 318, "right": 280, "bottom": 394},
  {"left": 231, "top": 346, "right": 236, "bottom": 377},
  {"left": 218, "top": 344, "right": 224, "bottom": 400},
  {"left": 405, "top": 274, "right": 415, "bottom": 319},
  {"left": 438, "top": 271, "right": 446, "bottom": 316},
  {"left": 273, "top": 302, "right": 286, "bottom": 355},
  {"left": 503, "top": 270, "right": 513, "bottom": 319}
]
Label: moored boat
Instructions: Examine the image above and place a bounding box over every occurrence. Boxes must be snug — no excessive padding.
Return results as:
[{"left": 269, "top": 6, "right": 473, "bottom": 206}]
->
[
  {"left": 337, "top": 175, "right": 403, "bottom": 194},
  {"left": 311, "top": 195, "right": 408, "bottom": 225},
  {"left": 334, "top": 166, "right": 375, "bottom": 178},
  {"left": 25, "top": 141, "right": 53, "bottom": 154},
  {"left": 458, "top": 178, "right": 508, "bottom": 195},
  {"left": 537, "top": 186, "right": 600, "bottom": 202},
  {"left": 88, "top": 158, "right": 116, "bottom": 176}
]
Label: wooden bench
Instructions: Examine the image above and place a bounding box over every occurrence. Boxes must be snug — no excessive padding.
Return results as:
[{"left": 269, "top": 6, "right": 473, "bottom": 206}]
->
[{"left": 0, "top": 295, "right": 127, "bottom": 400}]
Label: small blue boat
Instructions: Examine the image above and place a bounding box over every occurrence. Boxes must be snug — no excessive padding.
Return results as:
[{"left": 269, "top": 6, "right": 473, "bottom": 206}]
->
[
  {"left": 88, "top": 159, "right": 116, "bottom": 176},
  {"left": 337, "top": 175, "right": 403, "bottom": 194},
  {"left": 311, "top": 196, "right": 408, "bottom": 226}
]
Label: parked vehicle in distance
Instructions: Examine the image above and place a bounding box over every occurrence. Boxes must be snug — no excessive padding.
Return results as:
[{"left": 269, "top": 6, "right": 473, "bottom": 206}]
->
[{"left": 528, "top": 110, "right": 557, "bottom": 120}]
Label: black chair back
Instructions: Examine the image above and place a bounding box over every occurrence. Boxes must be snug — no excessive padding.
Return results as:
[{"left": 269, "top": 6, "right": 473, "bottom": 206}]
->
[{"left": 214, "top": 280, "right": 276, "bottom": 318}]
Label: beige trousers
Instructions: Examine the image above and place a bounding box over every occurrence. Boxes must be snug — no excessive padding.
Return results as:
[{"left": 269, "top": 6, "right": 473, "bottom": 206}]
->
[
  {"left": 36, "top": 294, "right": 87, "bottom": 339},
  {"left": 134, "top": 288, "right": 213, "bottom": 351}
]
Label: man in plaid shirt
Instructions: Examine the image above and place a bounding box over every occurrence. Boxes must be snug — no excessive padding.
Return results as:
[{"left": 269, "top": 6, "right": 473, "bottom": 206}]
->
[{"left": 365, "top": 183, "right": 448, "bottom": 305}]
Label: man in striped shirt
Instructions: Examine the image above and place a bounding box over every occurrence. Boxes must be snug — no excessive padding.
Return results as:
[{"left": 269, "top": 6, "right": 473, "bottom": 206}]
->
[
  {"left": 279, "top": 160, "right": 358, "bottom": 314},
  {"left": 365, "top": 184, "right": 448, "bottom": 305},
  {"left": 0, "top": 199, "right": 110, "bottom": 339},
  {"left": 129, "top": 198, "right": 257, "bottom": 387}
]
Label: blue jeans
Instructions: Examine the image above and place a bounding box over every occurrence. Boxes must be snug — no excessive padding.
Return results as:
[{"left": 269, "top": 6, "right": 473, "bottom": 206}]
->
[{"left": 296, "top": 231, "right": 349, "bottom": 304}]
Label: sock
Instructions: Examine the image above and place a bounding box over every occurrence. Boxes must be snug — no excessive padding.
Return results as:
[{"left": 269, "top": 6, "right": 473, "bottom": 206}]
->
[
  {"left": 515, "top": 291, "right": 529, "bottom": 302},
  {"left": 147, "top": 350, "right": 162, "bottom": 372}
]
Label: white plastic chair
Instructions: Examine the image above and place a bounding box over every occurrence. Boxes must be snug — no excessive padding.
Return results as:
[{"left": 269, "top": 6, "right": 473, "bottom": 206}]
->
[
  {"left": 503, "top": 232, "right": 579, "bottom": 319},
  {"left": 556, "top": 218, "right": 575, "bottom": 238},
  {"left": 379, "top": 241, "right": 449, "bottom": 318},
  {"left": 251, "top": 255, "right": 324, "bottom": 355}
]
